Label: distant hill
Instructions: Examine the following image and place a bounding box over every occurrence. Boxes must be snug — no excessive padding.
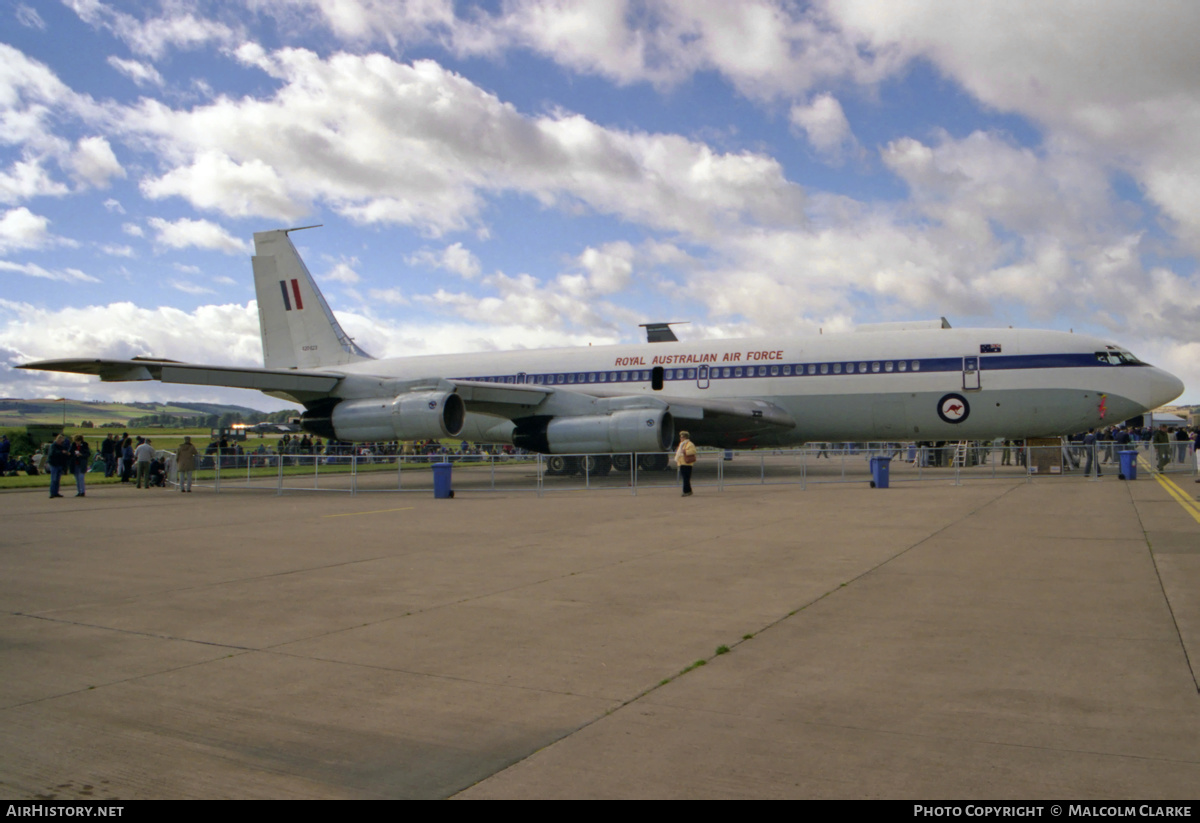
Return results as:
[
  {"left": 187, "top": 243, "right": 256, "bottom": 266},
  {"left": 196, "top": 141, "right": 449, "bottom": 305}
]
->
[{"left": 0, "top": 398, "right": 293, "bottom": 428}]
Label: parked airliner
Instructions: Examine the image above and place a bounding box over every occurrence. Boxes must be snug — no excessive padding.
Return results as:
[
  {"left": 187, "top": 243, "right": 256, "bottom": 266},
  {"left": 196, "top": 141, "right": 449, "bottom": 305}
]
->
[{"left": 20, "top": 227, "right": 1185, "bottom": 452}]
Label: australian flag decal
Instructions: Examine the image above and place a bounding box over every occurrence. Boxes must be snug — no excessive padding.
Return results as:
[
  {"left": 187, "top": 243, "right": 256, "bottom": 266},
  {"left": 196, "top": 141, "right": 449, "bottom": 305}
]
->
[
  {"left": 980, "top": 343, "right": 1002, "bottom": 353},
  {"left": 280, "top": 279, "right": 304, "bottom": 311}
]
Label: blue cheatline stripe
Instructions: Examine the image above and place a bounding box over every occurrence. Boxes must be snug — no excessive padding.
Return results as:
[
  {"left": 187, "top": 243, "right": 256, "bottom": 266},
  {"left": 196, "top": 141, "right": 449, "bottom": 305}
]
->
[
  {"left": 453, "top": 352, "right": 1136, "bottom": 385},
  {"left": 279, "top": 280, "right": 291, "bottom": 311}
]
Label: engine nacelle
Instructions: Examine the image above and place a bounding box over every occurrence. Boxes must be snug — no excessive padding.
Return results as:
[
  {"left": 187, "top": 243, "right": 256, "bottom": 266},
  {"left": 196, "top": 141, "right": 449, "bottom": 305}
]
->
[
  {"left": 513, "top": 409, "right": 674, "bottom": 454},
  {"left": 304, "top": 391, "right": 465, "bottom": 442}
]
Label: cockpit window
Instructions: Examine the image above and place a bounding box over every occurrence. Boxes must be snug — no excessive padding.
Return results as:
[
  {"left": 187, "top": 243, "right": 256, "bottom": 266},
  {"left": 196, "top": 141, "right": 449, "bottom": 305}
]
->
[{"left": 1096, "top": 347, "right": 1145, "bottom": 366}]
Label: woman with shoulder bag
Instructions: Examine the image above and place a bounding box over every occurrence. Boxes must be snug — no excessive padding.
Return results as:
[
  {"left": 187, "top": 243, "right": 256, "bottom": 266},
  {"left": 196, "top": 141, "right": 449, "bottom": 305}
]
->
[{"left": 674, "top": 431, "right": 697, "bottom": 497}]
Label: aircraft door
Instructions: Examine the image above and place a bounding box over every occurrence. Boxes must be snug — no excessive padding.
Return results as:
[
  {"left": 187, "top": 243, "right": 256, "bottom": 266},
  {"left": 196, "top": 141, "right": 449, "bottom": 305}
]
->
[
  {"left": 962, "top": 357, "right": 981, "bottom": 391},
  {"left": 516, "top": 372, "right": 527, "bottom": 384},
  {"left": 697, "top": 364, "right": 710, "bottom": 389}
]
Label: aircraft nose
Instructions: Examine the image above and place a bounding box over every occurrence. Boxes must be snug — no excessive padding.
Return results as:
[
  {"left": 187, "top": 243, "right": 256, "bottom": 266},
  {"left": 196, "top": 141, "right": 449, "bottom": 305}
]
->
[{"left": 1146, "top": 367, "right": 1185, "bottom": 410}]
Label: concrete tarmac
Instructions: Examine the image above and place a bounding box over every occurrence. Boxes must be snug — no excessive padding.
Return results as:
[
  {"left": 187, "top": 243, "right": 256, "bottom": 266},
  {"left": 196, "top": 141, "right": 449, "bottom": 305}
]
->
[{"left": 1, "top": 473, "right": 1198, "bottom": 799}]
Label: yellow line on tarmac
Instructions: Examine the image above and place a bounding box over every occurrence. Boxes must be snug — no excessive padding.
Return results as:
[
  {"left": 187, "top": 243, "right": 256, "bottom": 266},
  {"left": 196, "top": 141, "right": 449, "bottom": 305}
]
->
[
  {"left": 323, "top": 507, "right": 415, "bottom": 519},
  {"left": 1152, "top": 474, "right": 1200, "bottom": 524},
  {"left": 1137, "top": 455, "right": 1200, "bottom": 525}
]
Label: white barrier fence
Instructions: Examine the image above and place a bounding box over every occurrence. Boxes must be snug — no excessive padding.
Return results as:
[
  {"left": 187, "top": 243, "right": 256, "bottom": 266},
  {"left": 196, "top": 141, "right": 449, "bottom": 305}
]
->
[{"left": 165, "top": 440, "right": 1197, "bottom": 496}]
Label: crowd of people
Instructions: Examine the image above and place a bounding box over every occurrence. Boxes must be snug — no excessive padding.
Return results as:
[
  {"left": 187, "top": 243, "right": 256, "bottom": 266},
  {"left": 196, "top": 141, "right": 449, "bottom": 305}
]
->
[{"left": 2, "top": 421, "right": 1196, "bottom": 499}]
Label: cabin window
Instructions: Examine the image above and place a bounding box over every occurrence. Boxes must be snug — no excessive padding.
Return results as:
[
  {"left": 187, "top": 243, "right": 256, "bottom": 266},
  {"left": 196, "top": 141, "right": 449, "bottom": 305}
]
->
[
  {"left": 833, "top": 363, "right": 842, "bottom": 374},
  {"left": 687, "top": 369, "right": 696, "bottom": 379},
  {"left": 734, "top": 367, "right": 744, "bottom": 377},
  {"left": 872, "top": 362, "right": 880, "bottom": 373},
  {"left": 722, "top": 368, "right": 731, "bottom": 378},
  {"left": 782, "top": 365, "right": 791, "bottom": 375},
  {"left": 620, "top": 371, "right": 629, "bottom": 381},
  {"left": 820, "top": 364, "right": 829, "bottom": 374},
  {"left": 884, "top": 362, "right": 893, "bottom": 373},
  {"left": 859, "top": 363, "right": 868, "bottom": 373},
  {"left": 770, "top": 365, "right": 779, "bottom": 376},
  {"left": 808, "top": 364, "right": 817, "bottom": 375},
  {"left": 587, "top": 373, "right": 596, "bottom": 383},
  {"left": 758, "top": 366, "right": 767, "bottom": 376},
  {"left": 912, "top": 361, "right": 921, "bottom": 371},
  {"left": 567, "top": 374, "right": 575, "bottom": 383},
  {"left": 898, "top": 362, "right": 907, "bottom": 372}
]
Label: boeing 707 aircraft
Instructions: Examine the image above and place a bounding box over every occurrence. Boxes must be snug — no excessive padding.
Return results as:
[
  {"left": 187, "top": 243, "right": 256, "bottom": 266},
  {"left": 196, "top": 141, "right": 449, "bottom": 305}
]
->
[{"left": 20, "top": 227, "right": 1185, "bottom": 453}]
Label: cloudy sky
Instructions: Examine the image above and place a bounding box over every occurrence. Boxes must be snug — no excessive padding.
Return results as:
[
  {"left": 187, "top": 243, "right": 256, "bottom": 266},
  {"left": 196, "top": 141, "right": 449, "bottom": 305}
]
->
[{"left": 2, "top": 0, "right": 1198, "bottom": 410}]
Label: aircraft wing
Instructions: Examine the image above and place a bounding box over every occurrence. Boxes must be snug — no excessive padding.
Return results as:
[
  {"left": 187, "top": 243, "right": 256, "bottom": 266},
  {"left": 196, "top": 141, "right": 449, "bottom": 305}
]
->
[
  {"left": 449, "top": 379, "right": 554, "bottom": 408},
  {"left": 17, "top": 358, "right": 342, "bottom": 394},
  {"left": 450, "top": 380, "right": 796, "bottom": 446}
]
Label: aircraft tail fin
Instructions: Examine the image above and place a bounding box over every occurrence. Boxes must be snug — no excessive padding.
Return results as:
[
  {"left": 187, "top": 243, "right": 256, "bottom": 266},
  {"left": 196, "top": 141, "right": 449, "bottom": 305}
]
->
[{"left": 252, "top": 227, "right": 374, "bottom": 370}]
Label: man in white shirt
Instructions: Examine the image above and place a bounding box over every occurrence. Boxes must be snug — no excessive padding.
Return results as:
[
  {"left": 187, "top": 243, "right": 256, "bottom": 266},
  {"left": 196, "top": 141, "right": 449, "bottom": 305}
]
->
[{"left": 134, "top": 438, "right": 156, "bottom": 489}]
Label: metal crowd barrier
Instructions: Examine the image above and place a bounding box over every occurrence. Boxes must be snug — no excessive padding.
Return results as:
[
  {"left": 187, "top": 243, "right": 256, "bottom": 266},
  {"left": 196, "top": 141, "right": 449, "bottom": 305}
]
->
[{"left": 161, "top": 440, "right": 1197, "bottom": 496}]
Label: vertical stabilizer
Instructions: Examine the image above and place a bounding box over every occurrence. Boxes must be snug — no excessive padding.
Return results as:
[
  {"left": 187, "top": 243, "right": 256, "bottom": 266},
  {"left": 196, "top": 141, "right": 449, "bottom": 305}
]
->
[{"left": 253, "top": 228, "right": 373, "bottom": 369}]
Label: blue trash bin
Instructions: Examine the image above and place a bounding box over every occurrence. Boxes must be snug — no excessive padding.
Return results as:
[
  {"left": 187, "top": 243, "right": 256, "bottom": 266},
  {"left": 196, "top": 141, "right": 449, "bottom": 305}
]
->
[
  {"left": 870, "top": 456, "right": 891, "bottom": 489},
  {"left": 433, "top": 461, "right": 454, "bottom": 498},
  {"left": 1117, "top": 450, "right": 1138, "bottom": 481}
]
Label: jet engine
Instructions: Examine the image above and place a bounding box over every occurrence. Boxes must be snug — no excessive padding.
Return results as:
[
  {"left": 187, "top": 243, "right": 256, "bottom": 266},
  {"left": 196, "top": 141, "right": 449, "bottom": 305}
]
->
[
  {"left": 512, "top": 408, "right": 674, "bottom": 454},
  {"left": 301, "top": 391, "right": 465, "bottom": 441}
]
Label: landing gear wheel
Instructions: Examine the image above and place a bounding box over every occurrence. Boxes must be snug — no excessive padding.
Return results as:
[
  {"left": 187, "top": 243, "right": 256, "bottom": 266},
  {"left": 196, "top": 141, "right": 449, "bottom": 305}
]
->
[
  {"left": 611, "top": 454, "right": 632, "bottom": 472},
  {"left": 637, "top": 454, "right": 669, "bottom": 471}
]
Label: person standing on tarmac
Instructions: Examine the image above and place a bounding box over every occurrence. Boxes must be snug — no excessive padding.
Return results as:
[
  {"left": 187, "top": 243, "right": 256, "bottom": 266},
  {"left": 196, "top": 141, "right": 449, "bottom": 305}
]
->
[
  {"left": 673, "top": 431, "right": 697, "bottom": 497},
  {"left": 1153, "top": 425, "right": 1171, "bottom": 472},
  {"left": 70, "top": 435, "right": 91, "bottom": 497},
  {"left": 175, "top": 436, "right": 199, "bottom": 493}
]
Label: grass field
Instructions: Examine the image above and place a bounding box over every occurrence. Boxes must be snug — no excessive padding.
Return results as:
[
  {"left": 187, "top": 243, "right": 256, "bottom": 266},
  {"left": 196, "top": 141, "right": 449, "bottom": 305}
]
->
[{"left": 0, "top": 398, "right": 264, "bottom": 427}]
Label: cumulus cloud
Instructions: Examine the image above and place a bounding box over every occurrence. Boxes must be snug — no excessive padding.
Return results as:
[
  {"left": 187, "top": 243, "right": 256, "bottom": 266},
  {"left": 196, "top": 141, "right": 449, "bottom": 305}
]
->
[
  {"left": 65, "top": 136, "right": 125, "bottom": 188},
  {"left": 147, "top": 217, "right": 250, "bottom": 254},
  {"left": 0, "top": 44, "right": 89, "bottom": 151},
  {"left": 366, "top": 287, "right": 407, "bottom": 305},
  {"left": 407, "top": 242, "right": 481, "bottom": 279},
  {"left": 0, "top": 206, "right": 51, "bottom": 253},
  {"left": 323, "top": 257, "right": 361, "bottom": 284},
  {"left": 570, "top": 242, "right": 635, "bottom": 294},
  {"left": 0, "top": 260, "right": 99, "bottom": 283},
  {"left": 282, "top": 0, "right": 901, "bottom": 98},
  {"left": 828, "top": 1, "right": 1200, "bottom": 253},
  {"left": 790, "top": 93, "right": 857, "bottom": 163},
  {"left": 107, "top": 56, "right": 165, "bottom": 87},
  {"left": 0, "top": 158, "right": 69, "bottom": 204},
  {"left": 141, "top": 150, "right": 304, "bottom": 220},
  {"left": 15, "top": 4, "right": 45, "bottom": 30},
  {"left": 170, "top": 279, "right": 215, "bottom": 295},
  {"left": 64, "top": 0, "right": 240, "bottom": 59},
  {"left": 114, "top": 49, "right": 804, "bottom": 239}
]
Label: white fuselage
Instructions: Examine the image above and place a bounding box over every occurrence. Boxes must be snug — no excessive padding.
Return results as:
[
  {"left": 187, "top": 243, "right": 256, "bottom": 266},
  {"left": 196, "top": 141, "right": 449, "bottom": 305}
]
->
[{"left": 312, "top": 327, "right": 1183, "bottom": 446}]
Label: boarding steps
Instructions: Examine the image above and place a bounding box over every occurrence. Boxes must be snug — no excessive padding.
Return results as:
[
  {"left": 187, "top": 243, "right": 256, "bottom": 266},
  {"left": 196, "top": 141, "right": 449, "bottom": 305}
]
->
[{"left": 951, "top": 441, "right": 970, "bottom": 467}]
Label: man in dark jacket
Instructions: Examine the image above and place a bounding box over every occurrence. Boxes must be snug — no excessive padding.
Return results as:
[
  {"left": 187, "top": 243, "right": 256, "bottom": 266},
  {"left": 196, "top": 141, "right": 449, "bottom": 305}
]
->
[{"left": 48, "top": 434, "right": 70, "bottom": 498}]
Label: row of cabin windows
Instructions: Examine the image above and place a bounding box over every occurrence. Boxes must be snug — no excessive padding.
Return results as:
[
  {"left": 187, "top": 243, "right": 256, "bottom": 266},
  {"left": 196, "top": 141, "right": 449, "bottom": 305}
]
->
[{"left": 467, "top": 360, "right": 923, "bottom": 385}]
